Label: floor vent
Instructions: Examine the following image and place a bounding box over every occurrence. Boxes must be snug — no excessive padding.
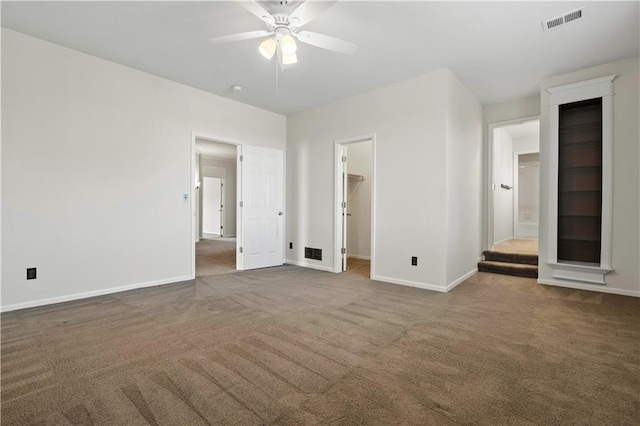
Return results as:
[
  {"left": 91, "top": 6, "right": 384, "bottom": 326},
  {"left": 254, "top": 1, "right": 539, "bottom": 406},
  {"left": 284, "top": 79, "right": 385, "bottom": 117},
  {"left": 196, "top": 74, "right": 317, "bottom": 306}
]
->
[
  {"left": 542, "top": 7, "right": 585, "bottom": 31},
  {"left": 305, "top": 247, "right": 322, "bottom": 261}
]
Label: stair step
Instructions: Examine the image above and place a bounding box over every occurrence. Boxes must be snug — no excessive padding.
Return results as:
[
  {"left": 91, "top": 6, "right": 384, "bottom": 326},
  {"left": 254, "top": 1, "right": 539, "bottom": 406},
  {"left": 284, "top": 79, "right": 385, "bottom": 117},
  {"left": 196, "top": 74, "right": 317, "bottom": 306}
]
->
[
  {"left": 478, "top": 260, "right": 538, "bottom": 278},
  {"left": 483, "top": 250, "right": 538, "bottom": 265}
]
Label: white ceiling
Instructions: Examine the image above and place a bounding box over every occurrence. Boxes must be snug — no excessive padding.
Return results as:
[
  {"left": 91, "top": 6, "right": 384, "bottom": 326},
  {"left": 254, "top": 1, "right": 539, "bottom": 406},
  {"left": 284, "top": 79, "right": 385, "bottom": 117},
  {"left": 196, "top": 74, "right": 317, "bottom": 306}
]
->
[
  {"left": 503, "top": 120, "right": 540, "bottom": 141},
  {"left": 196, "top": 138, "right": 238, "bottom": 160},
  {"left": 2, "top": 1, "right": 638, "bottom": 116}
]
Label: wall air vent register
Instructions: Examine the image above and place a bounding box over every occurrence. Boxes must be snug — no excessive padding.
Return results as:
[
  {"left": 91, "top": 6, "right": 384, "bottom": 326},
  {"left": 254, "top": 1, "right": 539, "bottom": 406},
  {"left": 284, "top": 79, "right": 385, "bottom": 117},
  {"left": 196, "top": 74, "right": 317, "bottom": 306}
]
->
[{"left": 542, "top": 7, "right": 585, "bottom": 31}]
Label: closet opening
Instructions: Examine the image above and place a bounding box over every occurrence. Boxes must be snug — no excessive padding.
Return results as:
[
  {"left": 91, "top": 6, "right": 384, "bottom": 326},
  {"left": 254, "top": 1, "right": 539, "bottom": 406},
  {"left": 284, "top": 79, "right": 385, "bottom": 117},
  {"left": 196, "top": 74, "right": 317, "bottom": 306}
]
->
[{"left": 334, "top": 136, "right": 375, "bottom": 278}]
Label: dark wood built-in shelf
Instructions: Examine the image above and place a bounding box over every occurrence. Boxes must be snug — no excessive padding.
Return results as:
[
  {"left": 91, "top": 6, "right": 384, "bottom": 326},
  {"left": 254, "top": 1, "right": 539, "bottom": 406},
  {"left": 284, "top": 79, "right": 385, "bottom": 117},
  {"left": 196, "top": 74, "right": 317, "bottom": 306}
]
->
[{"left": 558, "top": 98, "right": 602, "bottom": 264}]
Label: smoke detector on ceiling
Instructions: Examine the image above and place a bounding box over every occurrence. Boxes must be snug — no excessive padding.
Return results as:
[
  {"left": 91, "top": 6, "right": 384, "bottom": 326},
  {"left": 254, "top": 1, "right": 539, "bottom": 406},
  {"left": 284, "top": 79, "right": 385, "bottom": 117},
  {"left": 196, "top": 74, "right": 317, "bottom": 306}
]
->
[{"left": 542, "top": 6, "right": 585, "bottom": 31}]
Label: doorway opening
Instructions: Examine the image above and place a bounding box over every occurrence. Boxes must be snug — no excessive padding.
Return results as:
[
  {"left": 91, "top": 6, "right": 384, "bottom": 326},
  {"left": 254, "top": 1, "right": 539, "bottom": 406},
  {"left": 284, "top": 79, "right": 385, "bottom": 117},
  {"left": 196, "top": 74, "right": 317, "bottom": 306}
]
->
[
  {"left": 334, "top": 135, "right": 375, "bottom": 278},
  {"left": 195, "top": 137, "right": 239, "bottom": 277},
  {"left": 488, "top": 118, "right": 540, "bottom": 256}
]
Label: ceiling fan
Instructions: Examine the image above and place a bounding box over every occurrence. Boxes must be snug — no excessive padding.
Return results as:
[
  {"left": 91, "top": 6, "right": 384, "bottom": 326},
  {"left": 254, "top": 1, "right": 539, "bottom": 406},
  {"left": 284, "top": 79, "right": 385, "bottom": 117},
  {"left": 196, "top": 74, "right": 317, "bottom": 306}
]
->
[{"left": 209, "top": 0, "right": 357, "bottom": 69}]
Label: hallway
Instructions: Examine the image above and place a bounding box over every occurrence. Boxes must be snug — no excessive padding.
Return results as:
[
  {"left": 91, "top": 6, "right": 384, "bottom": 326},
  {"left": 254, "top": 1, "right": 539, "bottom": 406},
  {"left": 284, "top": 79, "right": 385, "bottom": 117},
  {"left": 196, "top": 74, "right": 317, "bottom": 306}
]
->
[{"left": 196, "top": 237, "right": 236, "bottom": 277}]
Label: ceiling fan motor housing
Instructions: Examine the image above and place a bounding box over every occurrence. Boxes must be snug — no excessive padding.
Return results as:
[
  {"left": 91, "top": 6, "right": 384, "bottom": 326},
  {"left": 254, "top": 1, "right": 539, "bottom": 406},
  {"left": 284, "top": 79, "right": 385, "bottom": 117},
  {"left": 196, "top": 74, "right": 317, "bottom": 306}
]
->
[{"left": 269, "top": 14, "right": 300, "bottom": 33}]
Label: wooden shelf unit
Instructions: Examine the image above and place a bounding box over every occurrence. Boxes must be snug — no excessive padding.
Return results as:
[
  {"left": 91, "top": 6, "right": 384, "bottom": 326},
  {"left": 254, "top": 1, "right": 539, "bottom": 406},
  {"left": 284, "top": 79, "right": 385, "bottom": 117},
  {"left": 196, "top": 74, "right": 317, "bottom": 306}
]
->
[{"left": 557, "top": 98, "right": 603, "bottom": 264}]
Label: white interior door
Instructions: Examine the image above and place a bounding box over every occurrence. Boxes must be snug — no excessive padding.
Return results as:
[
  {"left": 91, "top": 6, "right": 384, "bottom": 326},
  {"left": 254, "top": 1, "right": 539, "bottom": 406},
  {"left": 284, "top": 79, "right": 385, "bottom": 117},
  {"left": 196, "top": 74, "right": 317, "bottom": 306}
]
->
[
  {"left": 203, "top": 177, "right": 222, "bottom": 235},
  {"left": 240, "top": 145, "right": 284, "bottom": 270}
]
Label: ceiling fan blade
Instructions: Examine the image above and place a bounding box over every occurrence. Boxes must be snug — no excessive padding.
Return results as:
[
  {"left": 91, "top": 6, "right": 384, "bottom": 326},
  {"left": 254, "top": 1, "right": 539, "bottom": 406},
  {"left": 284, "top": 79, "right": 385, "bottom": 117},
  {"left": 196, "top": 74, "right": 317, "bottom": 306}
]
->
[
  {"left": 209, "top": 30, "right": 273, "bottom": 44},
  {"left": 294, "top": 31, "right": 357, "bottom": 55},
  {"left": 289, "top": 0, "right": 337, "bottom": 27},
  {"left": 237, "top": 0, "right": 275, "bottom": 25}
]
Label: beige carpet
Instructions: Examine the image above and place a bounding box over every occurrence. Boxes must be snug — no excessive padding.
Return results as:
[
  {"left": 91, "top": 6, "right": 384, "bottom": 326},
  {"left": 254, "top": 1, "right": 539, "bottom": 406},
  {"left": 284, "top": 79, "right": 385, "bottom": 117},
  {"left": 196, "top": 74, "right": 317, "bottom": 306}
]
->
[
  {"left": 196, "top": 238, "right": 236, "bottom": 277},
  {"left": 1, "top": 267, "right": 638, "bottom": 424},
  {"left": 493, "top": 239, "right": 538, "bottom": 255}
]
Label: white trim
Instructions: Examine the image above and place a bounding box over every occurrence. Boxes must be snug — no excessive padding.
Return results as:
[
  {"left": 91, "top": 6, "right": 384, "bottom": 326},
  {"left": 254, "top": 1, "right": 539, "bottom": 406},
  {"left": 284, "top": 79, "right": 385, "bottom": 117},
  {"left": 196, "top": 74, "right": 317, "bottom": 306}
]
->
[
  {"left": 546, "top": 75, "right": 616, "bottom": 284},
  {"left": 487, "top": 116, "right": 540, "bottom": 250},
  {"left": 191, "top": 132, "right": 196, "bottom": 279},
  {"left": 347, "top": 254, "right": 371, "bottom": 260},
  {"left": 203, "top": 232, "right": 221, "bottom": 238},
  {"left": 372, "top": 275, "right": 448, "bottom": 293},
  {"left": 600, "top": 95, "right": 614, "bottom": 271},
  {"left": 333, "top": 134, "right": 377, "bottom": 278},
  {"left": 547, "top": 75, "right": 616, "bottom": 105},
  {"left": 334, "top": 143, "right": 343, "bottom": 273},
  {"left": 236, "top": 145, "right": 243, "bottom": 270},
  {"left": 1, "top": 275, "right": 193, "bottom": 313},
  {"left": 493, "top": 236, "right": 513, "bottom": 247},
  {"left": 446, "top": 268, "right": 478, "bottom": 291},
  {"left": 548, "top": 261, "right": 611, "bottom": 284},
  {"left": 538, "top": 279, "right": 639, "bottom": 298},
  {"left": 285, "top": 260, "right": 335, "bottom": 273}
]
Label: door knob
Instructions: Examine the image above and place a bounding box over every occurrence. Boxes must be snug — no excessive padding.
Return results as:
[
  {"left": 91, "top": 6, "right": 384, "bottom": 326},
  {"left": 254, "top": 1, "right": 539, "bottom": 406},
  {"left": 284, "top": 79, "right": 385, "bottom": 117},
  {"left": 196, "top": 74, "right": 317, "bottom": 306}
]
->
[{"left": 278, "top": 211, "right": 284, "bottom": 216}]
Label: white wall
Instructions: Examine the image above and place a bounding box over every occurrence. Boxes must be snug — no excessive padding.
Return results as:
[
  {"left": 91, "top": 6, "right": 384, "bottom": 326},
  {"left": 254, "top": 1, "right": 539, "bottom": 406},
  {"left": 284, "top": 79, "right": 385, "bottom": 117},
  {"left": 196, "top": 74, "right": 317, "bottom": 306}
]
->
[
  {"left": 512, "top": 135, "right": 539, "bottom": 153},
  {"left": 539, "top": 56, "right": 640, "bottom": 296},
  {"left": 345, "top": 141, "right": 372, "bottom": 259},
  {"left": 484, "top": 96, "right": 541, "bottom": 125},
  {"left": 482, "top": 95, "right": 540, "bottom": 249},
  {"left": 445, "top": 72, "right": 483, "bottom": 286},
  {"left": 200, "top": 156, "right": 237, "bottom": 237},
  {"left": 287, "top": 68, "right": 481, "bottom": 291},
  {"left": 492, "top": 128, "right": 514, "bottom": 244},
  {"left": 1, "top": 29, "right": 285, "bottom": 310}
]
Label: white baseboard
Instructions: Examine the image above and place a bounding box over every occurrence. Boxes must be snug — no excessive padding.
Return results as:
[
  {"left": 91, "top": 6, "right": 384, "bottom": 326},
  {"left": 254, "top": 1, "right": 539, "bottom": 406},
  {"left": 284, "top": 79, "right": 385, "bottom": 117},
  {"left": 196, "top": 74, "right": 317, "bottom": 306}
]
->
[
  {"left": 372, "top": 268, "right": 477, "bottom": 294},
  {"left": 285, "top": 260, "right": 335, "bottom": 273},
  {"left": 371, "top": 275, "right": 448, "bottom": 293},
  {"left": 0, "top": 275, "right": 193, "bottom": 313},
  {"left": 537, "top": 278, "right": 640, "bottom": 297},
  {"left": 347, "top": 254, "right": 370, "bottom": 260},
  {"left": 446, "top": 268, "right": 478, "bottom": 291},
  {"left": 492, "top": 236, "right": 513, "bottom": 246}
]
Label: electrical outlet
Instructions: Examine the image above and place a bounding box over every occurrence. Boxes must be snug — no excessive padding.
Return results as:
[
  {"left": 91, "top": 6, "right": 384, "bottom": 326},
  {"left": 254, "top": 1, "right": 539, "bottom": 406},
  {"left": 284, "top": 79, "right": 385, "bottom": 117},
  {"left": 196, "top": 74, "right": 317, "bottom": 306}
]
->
[
  {"left": 411, "top": 257, "right": 418, "bottom": 266},
  {"left": 27, "top": 267, "right": 37, "bottom": 280},
  {"left": 289, "top": 242, "right": 293, "bottom": 249}
]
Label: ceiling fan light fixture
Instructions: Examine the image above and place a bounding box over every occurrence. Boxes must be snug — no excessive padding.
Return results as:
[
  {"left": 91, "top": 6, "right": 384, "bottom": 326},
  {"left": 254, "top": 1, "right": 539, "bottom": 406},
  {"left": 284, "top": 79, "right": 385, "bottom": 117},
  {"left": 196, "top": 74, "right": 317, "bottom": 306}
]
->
[
  {"left": 282, "top": 52, "right": 298, "bottom": 65},
  {"left": 280, "top": 34, "right": 297, "bottom": 55},
  {"left": 258, "top": 38, "right": 277, "bottom": 59}
]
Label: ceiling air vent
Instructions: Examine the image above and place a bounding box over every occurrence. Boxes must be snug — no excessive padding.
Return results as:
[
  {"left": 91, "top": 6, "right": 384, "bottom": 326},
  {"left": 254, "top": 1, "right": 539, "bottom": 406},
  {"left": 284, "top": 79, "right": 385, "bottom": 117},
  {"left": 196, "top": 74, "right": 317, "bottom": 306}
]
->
[{"left": 542, "top": 7, "right": 585, "bottom": 31}]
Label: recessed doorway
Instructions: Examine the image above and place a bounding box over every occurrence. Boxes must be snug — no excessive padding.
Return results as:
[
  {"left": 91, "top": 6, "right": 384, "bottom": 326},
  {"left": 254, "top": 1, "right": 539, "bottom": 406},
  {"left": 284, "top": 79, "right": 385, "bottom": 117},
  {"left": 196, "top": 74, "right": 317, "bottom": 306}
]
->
[
  {"left": 195, "top": 138, "right": 238, "bottom": 277},
  {"left": 334, "top": 135, "right": 376, "bottom": 278},
  {"left": 482, "top": 118, "right": 540, "bottom": 278},
  {"left": 489, "top": 119, "right": 540, "bottom": 249}
]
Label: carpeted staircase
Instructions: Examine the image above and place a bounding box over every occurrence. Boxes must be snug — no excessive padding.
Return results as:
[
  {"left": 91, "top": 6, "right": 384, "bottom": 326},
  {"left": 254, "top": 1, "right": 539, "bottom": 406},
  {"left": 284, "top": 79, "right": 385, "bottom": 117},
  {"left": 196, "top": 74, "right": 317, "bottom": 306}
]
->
[{"left": 478, "top": 250, "right": 538, "bottom": 278}]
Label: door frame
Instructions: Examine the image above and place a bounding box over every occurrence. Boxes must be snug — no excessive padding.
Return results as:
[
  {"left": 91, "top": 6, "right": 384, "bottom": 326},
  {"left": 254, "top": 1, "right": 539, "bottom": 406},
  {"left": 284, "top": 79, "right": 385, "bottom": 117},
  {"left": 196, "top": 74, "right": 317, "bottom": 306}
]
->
[
  {"left": 512, "top": 149, "right": 539, "bottom": 239},
  {"left": 333, "top": 134, "right": 376, "bottom": 276},
  {"left": 190, "top": 132, "right": 243, "bottom": 278},
  {"left": 487, "top": 116, "right": 539, "bottom": 250}
]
